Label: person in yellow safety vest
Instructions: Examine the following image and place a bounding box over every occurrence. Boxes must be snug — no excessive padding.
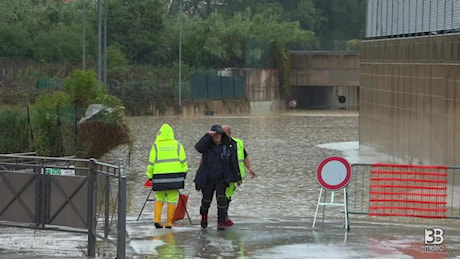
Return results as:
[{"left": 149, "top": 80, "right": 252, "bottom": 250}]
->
[
  {"left": 146, "top": 123, "right": 188, "bottom": 229},
  {"left": 222, "top": 125, "right": 256, "bottom": 226}
]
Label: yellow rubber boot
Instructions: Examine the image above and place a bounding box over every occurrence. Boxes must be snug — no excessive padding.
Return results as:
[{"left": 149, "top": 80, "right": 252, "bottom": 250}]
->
[
  {"left": 154, "top": 201, "right": 164, "bottom": 228},
  {"left": 165, "top": 203, "right": 177, "bottom": 228}
]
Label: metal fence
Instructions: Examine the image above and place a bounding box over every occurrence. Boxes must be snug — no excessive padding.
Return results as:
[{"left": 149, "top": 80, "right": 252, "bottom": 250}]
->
[
  {"left": 0, "top": 105, "right": 84, "bottom": 156},
  {"left": 0, "top": 154, "right": 126, "bottom": 258},
  {"left": 191, "top": 74, "right": 245, "bottom": 100},
  {"left": 347, "top": 163, "right": 460, "bottom": 219}
]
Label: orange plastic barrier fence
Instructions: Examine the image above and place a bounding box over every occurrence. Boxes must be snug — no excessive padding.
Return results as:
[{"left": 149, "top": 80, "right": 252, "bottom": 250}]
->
[{"left": 369, "top": 163, "right": 448, "bottom": 218}]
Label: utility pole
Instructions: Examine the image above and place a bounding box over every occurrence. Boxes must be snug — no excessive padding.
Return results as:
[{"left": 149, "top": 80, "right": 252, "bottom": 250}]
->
[
  {"left": 178, "top": 0, "right": 182, "bottom": 108},
  {"left": 82, "top": 0, "right": 86, "bottom": 70},
  {"left": 103, "top": 0, "right": 108, "bottom": 85},
  {"left": 97, "top": 0, "right": 102, "bottom": 90}
]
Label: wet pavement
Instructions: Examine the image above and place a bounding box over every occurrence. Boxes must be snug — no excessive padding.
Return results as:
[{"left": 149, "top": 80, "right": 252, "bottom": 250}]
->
[
  {"left": 130, "top": 218, "right": 460, "bottom": 259},
  {"left": 2, "top": 215, "right": 460, "bottom": 258},
  {"left": 127, "top": 215, "right": 460, "bottom": 259},
  {"left": 1, "top": 111, "right": 460, "bottom": 258}
]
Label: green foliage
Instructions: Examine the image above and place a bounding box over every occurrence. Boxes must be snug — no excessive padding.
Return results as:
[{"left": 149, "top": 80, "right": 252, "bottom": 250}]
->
[
  {"left": 64, "top": 69, "right": 105, "bottom": 108},
  {"left": 107, "top": 0, "right": 170, "bottom": 65},
  {"left": 94, "top": 95, "right": 125, "bottom": 121},
  {"left": 29, "top": 69, "right": 126, "bottom": 157},
  {"left": 0, "top": 65, "right": 47, "bottom": 105},
  {"left": 312, "top": 0, "right": 366, "bottom": 50},
  {"left": 0, "top": 108, "right": 31, "bottom": 153},
  {"left": 244, "top": 9, "right": 315, "bottom": 94},
  {"left": 0, "top": 0, "right": 367, "bottom": 112},
  {"left": 0, "top": 22, "right": 32, "bottom": 58},
  {"left": 33, "top": 24, "right": 84, "bottom": 63},
  {"left": 179, "top": 8, "right": 315, "bottom": 70},
  {"left": 30, "top": 91, "right": 74, "bottom": 156},
  {"left": 346, "top": 39, "right": 361, "bottom": 53},
  {"left": 0, "top": 0, "right": 97, "bottom": 63},
  {"left": 282, "top": 0, "right": 325, "bottom": 32},
  {"left": 107, "top": 44, "right": 128, "bottom": 69},
  {"left": 220, "top": 0, "right": 284, "bottom": 18},
  {"left": 0, "top": 0, "right": 30, "bottom": 25}
]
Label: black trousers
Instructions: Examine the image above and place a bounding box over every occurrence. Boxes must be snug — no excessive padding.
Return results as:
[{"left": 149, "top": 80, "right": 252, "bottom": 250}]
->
[{"left": 200, "top": 178, "right": 228, "bottom": 223}]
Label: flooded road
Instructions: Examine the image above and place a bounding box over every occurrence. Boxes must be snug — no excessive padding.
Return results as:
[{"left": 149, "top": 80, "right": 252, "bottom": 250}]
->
[
  {"left": 106, "top": 110, "right": 460, "bottom": 258},
  {"left": 3, "top": 110, "right": 460, "bottom": 258},
  {"left": 119, "top": 110, "right": 360, "bottom": 220}
]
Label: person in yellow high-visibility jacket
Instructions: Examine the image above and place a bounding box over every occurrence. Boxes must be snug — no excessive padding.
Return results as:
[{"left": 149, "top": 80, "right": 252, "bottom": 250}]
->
[
  {"left": 222, "top": 125, "right": 256, "bottom": 226},
  {"left": 146, "top": 123, "right": 188, "bottom": 229}
]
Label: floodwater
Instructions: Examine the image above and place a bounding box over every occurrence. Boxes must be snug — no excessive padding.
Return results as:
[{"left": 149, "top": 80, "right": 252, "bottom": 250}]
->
[
  {"left": 2, "top": 110, "right": 460, "bottom": 258},
  {"left": 123, "top": 110, "right": 360, "bottom": 220}
]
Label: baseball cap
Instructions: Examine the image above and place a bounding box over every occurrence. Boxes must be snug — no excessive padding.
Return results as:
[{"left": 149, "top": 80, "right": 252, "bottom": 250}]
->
[{"left": 210, "top": 124, "right": 225, "bottom": 134}]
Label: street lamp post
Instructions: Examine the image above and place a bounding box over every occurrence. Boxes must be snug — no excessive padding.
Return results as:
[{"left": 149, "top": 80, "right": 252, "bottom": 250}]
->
[
  {"left": 178, "top": 0, "right": 182, "bottom": 108},
  {"left": 82, "top": 0, "right": 86, "bottom": 70},
  {"left": 97, "top": 0, "right": 102, "bottom": 90},
  {"left": 103, "top": 0, "right": 107, "bottom": 85}
]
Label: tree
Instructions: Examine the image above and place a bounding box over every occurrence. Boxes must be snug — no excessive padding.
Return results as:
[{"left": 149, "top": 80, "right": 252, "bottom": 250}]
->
[
  {"left": 0, "top": 22, "right": 32, "bottom": 58},
  {"left": 64, "top": 69, "right": 104, "bottom": 108},
  {"left": 33, "top": 24, "right": 84, "bottom": 63},
  {"left": 220, "top": 0, "right": 283, "bottom": 17},
  {"left": 283, "top": 0, "right": 325, "bottom": 34},
  {"left": 107, "top": 0, "right": 171, "bottom": 65},
  {"left": 313, "top": 0, "right": 366, "bottom": 50}
]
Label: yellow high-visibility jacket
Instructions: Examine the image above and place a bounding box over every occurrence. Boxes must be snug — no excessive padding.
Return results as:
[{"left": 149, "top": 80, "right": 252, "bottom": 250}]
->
[{"left": 146, "top": 124, "right": 188, "bottom": 191}]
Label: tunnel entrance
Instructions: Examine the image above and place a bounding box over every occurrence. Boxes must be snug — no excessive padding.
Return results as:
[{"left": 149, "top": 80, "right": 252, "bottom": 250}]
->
[{"left": 290, "top": 86, "right": 334, "bottom": 109}]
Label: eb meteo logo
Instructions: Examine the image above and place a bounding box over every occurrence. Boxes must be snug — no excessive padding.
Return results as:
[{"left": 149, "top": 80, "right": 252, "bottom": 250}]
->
[{"left": 424, "top": 228, "right": 444, "bottom": 252}]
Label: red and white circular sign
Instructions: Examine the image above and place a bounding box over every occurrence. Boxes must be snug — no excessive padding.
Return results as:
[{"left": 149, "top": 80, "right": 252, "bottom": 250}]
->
[
  {"left": 288, "top": 99, "right": 297, "bottom": 108},
  {"left": 316, "top": 156, "right": 352, "bottom": 190}
]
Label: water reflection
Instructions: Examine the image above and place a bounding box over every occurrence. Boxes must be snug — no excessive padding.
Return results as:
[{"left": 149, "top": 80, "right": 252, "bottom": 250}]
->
[
  {"left": 144, "top": 232, "right": 184, "bottom": 259},
  {"left": 103, "top": 111, "right": 359, "bottom": 221}
]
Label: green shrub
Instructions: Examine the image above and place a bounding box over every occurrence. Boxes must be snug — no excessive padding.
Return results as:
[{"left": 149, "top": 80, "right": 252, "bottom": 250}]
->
[
  {"left": 30, "top": 69, "right": 128, "bottom": 157},
  {"left": 30, "top": 91, "right": 75, "bottom": 156},
  {"left": 64, "top": 69, "right": 107, "bottom": 108},
  {"left": 0, "top": 108, "right": 31, "bottom": 153}
]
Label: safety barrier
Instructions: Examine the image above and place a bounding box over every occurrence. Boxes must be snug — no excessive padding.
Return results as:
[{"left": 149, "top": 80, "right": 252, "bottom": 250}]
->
[
  {"left": 369, "top": 163, "right": 448, "bottom": 218},
  {"left": 347, "top": 163, "right": 460, "bottom": 219},
  {"left": 0, "top": 154, "right": 126, "bottom": 258}
]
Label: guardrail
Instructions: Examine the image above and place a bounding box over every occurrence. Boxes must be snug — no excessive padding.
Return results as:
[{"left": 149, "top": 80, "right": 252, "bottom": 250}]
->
[{"left": 0, "top": 154, "right": 126, "bottom": 258}]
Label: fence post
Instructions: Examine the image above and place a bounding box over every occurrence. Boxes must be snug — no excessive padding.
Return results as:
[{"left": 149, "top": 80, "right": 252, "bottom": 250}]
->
[
  {"left": 36, "top": 159, "right": 46, "bottom": 228},
  {"left": 87, "top": 159, "right": 97, "bottom": 258},
  {"left": 104, "top": 173, "right": 110, "bottom": 239},
  {"left": 117, "top": 159, "right": 126, "bottom": 259}
]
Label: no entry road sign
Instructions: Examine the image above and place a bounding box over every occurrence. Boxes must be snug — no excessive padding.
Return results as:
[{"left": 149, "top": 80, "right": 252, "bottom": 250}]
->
[{"left": 316, "top": 156, "right": 352, "bottom": 190}]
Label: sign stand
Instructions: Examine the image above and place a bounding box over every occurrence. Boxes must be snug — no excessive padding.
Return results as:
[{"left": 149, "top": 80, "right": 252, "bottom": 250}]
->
[
  {"left": 312, "top": 187, "right": 349, "bottom": 230},
  {"left": 312, "top": 156, "right": 352, "bottom": 231}
]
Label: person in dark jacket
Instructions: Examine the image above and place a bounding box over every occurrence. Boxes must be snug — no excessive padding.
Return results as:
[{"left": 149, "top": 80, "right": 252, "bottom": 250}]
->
[{"left": 194, "top": 124, "right": 242, "bottom": 230}]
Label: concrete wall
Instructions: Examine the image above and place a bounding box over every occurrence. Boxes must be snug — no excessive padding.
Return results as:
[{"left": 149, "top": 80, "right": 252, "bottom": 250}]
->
[
  {"left": 291, "top": 52, "right": 360, "bottom": 87},
  {"left": 232, "top": 68, "right": 282, "bottom": 113},
  {"left": 181, "top": 99, "right": 250, "bottom": 117},
  {"left": 360, "top": 33, "right": 460, "bottom": 165},
  {"left": 178, "top": 69, "right": 280, "bottom": 116},
  {"left": 177, "top": 53, "right": 360, "bottom": 115},
  {"left": 290, "top": 52, "right": 360, "bottom": 110}
]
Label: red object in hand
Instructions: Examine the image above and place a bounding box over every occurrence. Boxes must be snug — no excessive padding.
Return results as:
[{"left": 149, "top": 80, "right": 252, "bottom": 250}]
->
[{"left": 144, "top": 179, "right": 152, "bottom": 187}]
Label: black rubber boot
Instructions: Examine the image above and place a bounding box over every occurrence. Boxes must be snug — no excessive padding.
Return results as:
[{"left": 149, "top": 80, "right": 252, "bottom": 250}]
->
[
  {"left": 154, "top": 223, "right": 163, "bottom": 229},
  {"left": 217, "top": 222, "right": 225, "bottom": 231},
  {"left": 201, "top": 215, "right": 208, "bottom": 229}
]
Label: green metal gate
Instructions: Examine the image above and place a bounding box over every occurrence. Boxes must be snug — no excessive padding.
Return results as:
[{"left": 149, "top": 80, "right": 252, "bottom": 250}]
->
[{"left": 191, "top": 75, "right": 245, "bottom": 100}]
